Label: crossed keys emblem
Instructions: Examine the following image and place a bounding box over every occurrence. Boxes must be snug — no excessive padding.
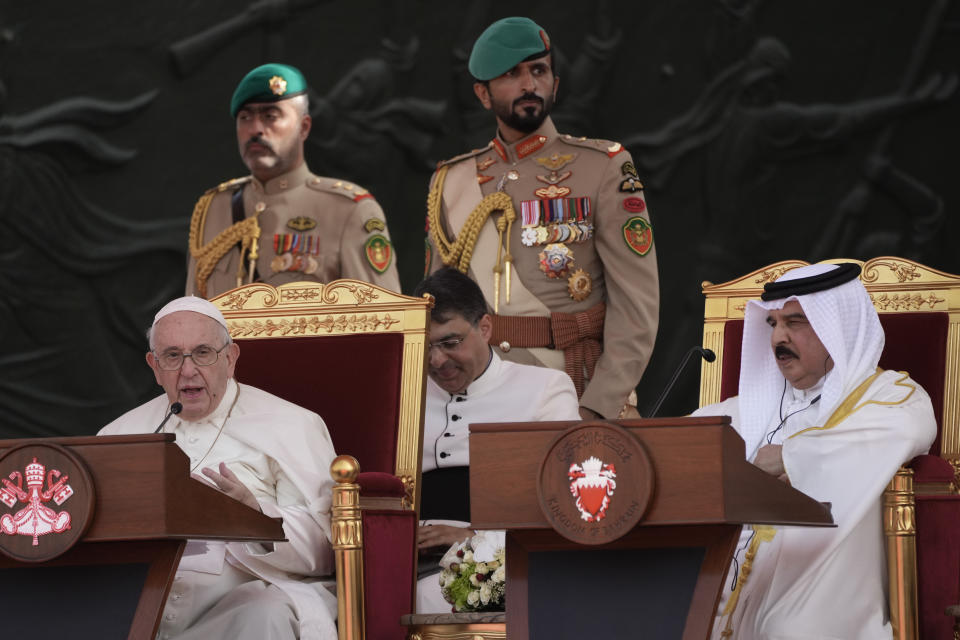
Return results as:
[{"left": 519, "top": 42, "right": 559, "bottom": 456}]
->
[{"left": 0, "top": 457, "right": 74, "bottom": 546}]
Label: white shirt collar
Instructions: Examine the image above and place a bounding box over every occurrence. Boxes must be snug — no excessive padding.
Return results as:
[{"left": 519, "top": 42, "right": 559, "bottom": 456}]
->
[{"left": 454, "top": 349, "right": 502, "bottom": 399}]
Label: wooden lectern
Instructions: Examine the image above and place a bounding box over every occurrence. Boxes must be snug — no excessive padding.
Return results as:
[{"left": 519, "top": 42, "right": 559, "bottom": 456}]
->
[
  {"left": 469, "top": 417, "right": 835, "bottom": 640},
  {"left": 0, "top": 434, "right": 284, "bottom": 639}
]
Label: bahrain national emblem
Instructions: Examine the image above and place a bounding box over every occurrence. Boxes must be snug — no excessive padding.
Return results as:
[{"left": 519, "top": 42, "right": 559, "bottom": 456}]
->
[
  {"left": 0, "top": 457, "right": 73, "bottom": 546},
  {"left": 568, "top": 456, "right": 617, "bottom": 522}
]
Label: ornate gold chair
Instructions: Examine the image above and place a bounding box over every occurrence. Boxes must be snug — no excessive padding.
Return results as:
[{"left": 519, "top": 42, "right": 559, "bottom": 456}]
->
[
  {"left": 211, "top": 280, "right": 431, "bottom": 640},
  {"left": 699, "top": 257, "right": 960, "bottom": 640}
]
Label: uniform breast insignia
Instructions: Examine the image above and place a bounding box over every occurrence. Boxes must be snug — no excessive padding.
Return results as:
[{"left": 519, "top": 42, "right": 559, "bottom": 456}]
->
[
  {"left": 363, "top": 218, "right": 386, "bottom": 233},
  {"left": 272, "top": 233, "right": 320, "bottom": 274},
  {"left": 287, "top": 216, "right": 317, "bottom": 231},
  {"left": 567, "top": 268, "right": 592, "bottom": 302},
  {"left": 477, "top": 174, "right": 495, "bottom": 185},
  {"left": 533, "top": 184, "right": 571, "bottom": 199},
  {"left": 535, "top": 170, "right": 572, "bottom": 185},
  {"left": 520, "top": 198, "right": 593, "bottom": 247},
  {"left": 622, "top": 196, "right": 646, "bottom": 213},
  {"left": 539, "top": 243, "right": 575, "bottom": 278},
  {"left": 365, "top": 234, "right": 393, "bottom": 274},
  {"left": 476, "top": 157, "right": 496, "bottom": 172},
  {"left": 535, "top": 152, "right": 577, "bottom": 171},
  {"left": 622, "top": 216, "right": 654, "bottom": 256}
]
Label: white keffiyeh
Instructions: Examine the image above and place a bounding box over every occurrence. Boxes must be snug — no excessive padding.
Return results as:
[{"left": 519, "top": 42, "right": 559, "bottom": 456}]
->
[{"left": 737, "top": 263, "right": 885, "bottom": 457}]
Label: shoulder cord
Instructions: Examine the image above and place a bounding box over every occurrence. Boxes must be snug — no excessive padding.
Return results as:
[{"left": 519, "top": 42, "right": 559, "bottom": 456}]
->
[{"left": 426, "top": 164, "right": 517, "bottom": 310}]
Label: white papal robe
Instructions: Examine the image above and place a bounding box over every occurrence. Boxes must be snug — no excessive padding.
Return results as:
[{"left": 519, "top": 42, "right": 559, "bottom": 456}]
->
[
  {"left": 100, "top": 379, "right": 338, "bottom": 640},
  {"left": 695, "top": 369, "right": 936, "bottom": 639}
]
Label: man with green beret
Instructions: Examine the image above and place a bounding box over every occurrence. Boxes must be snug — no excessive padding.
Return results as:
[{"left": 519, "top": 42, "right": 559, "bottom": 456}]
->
[
  {"left": 187, "top": 63, "right": 400, "bottom": 298},
  {"left": 425, "top": 17, "right": 659, "bottom": 420}
]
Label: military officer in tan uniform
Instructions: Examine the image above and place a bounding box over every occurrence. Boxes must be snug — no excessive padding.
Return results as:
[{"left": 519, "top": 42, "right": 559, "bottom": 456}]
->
[
  {"left": 187, "top": 63, "right": 400, "bottom": 298},
  {"left": 425, "top": 18, "right": 659, "bottom": 420}
]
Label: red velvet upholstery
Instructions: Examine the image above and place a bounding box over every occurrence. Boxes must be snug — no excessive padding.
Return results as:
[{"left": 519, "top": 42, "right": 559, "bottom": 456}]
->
[
  {"left": 916, "top": 495, "right": 960, "bottom": 639},
  {"left": 357, "top": 471, "right": 407, "bottom": 498},
  {"left": 234, "top": 332, "right": 414, "bottom": 640},
  {"left": 362, "top": 509, "right": 418, "bottom": 640},
  {"left": 234, "top": 333, "right": 403, "bottom": 474},
  {"left": 714, "top": 310, "right": 957, "bottom": 639}
]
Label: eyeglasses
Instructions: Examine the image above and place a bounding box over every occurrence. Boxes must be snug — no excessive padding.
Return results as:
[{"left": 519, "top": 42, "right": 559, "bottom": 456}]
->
[
  {"left": 428, "top": 336, "right": 466, "bottom": 353},
  {"left": 153, "top": 344, "right": 230, "bottom": 371}
]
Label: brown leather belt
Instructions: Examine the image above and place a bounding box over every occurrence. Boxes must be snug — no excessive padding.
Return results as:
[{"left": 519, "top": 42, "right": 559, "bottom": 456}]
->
[{"left": 489, "top": 302, "right": 605, "bottom": 397}]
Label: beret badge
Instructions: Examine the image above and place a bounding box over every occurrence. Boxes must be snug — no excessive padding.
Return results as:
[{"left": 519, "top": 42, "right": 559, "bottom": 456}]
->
[{"left": 269, "top": 75, "right": 288, "bottom": 96}]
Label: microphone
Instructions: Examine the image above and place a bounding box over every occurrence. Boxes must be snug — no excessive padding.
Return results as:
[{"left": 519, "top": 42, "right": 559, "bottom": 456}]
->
[
  {"left": 646, "top": 347, "right": 716, "bottom": 418},
  {"left": 154, "top": 402, "right": 183, "bottom": 433}
]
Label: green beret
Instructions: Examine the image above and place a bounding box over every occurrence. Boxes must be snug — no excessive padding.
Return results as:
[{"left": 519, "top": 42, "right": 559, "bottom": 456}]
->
[
  {"left": 468, "top": 17, "right": 551, "bottom": 81},
  {"left": 230, "top": 63, "right": 307, "bottom": 117}
]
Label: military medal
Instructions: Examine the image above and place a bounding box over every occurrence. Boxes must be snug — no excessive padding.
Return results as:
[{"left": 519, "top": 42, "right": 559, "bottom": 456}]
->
[
  {"left": 507, "top": 170, "right": 520, "bottom": 181},
  {"left": 539, "top": 243, "right": 575, "bottom": 278},
  {"left": 521, "top": 228, "right": 538, "bottom": 247},
  {"left": 622, "top": 216, "right": 654, "bottom": 256},
  {"left": 567, "top": 269, "right": 592, "bottom": 301}
]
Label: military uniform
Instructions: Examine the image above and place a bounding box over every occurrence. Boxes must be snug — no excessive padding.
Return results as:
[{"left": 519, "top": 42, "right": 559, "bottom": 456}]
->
[
  {"left": 426, "top": 117, "right": 659, "bottom": 419},
  {"left": 187, "top": 162, "right": 400, "bottom": 298}
]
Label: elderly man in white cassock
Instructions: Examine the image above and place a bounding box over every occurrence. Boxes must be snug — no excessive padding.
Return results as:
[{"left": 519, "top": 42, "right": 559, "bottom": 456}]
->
[
  {"left": 100, "top": 296, "right": 338, "bottom": 640},
  {"left": 692, "top": 263, "right": 936, "bottom": 639}
]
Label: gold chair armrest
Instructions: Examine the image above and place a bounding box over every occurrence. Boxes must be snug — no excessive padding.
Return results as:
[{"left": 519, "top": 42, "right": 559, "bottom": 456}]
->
[
  {"left": 885, "top": 466, "right": 918, "bottom": 640},
  {"left": 332, "top": 455, "right": 366, "bottom": 640}
]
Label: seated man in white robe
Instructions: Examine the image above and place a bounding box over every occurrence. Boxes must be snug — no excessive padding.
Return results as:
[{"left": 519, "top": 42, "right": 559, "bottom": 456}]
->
[
  {"left": 100, "top": 296, "right": 338, "bottom": 640},
  {"left": 693, "top": 263, "right": 936, "bottom": 639},
  {"left": 412, "top": 268, "right": 580, "bottom": 612}
]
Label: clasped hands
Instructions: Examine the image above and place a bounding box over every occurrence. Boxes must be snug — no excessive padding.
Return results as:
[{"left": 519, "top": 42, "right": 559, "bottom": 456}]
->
[{"left": 754, "top": 444, "right": 790, "bottom": 484}]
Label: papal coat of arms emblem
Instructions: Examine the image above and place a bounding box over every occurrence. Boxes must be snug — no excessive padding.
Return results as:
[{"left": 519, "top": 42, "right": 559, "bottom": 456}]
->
[
  {"left": 0, "top": 457, "right": 73, "bottom": 546},
  {"left": 568, "top": 456, "right": 617, "bottom": 522}
]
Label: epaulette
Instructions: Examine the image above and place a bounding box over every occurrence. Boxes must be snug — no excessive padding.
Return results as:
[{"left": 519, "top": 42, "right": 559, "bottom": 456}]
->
[
  {"left": 207, "top": 175, "right": 252, "bottom": 195},
  {"left": 190, "top": 176, "right": 251, "bottom": 249},
  {"left": 557, "top": 134, "right": 628, "bottom": 158},
  {"left": 306, "top": 176, "right": 376, "bottom": 203},
  {"left": 435, "top": 142, "right": 495, "bottom": 169}
]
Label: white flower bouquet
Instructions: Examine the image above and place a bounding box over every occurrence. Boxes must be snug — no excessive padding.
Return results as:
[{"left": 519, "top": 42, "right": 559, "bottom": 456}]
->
[{"left": 438, "top": 530, "right": 506, "bottom": 612}]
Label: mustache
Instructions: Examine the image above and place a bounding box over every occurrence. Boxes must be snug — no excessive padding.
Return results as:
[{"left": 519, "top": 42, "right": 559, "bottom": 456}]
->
[
  {"left": 245, "top": 135, "right": 274, "bottom": 153},
  {"left": 775, "top": 345, "right": 798, "bottom": 359},
  {"left": 513, "top": 93, "right": 543, "bottom": 109}
]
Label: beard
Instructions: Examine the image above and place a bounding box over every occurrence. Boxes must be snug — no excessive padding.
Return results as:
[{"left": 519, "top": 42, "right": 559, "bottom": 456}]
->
[{"left": 492, "top": 91, "right": 554, "bottom": 134}]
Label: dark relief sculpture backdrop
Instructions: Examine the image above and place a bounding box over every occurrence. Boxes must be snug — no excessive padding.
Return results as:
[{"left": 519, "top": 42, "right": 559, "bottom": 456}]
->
[{"left": 1, "top": 0, "right": 957, "bottom": 437}]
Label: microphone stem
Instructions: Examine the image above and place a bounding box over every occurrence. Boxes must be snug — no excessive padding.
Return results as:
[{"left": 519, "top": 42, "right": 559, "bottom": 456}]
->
[{"left": 647, "top": 348, "right": 700, "bottom": 418}]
